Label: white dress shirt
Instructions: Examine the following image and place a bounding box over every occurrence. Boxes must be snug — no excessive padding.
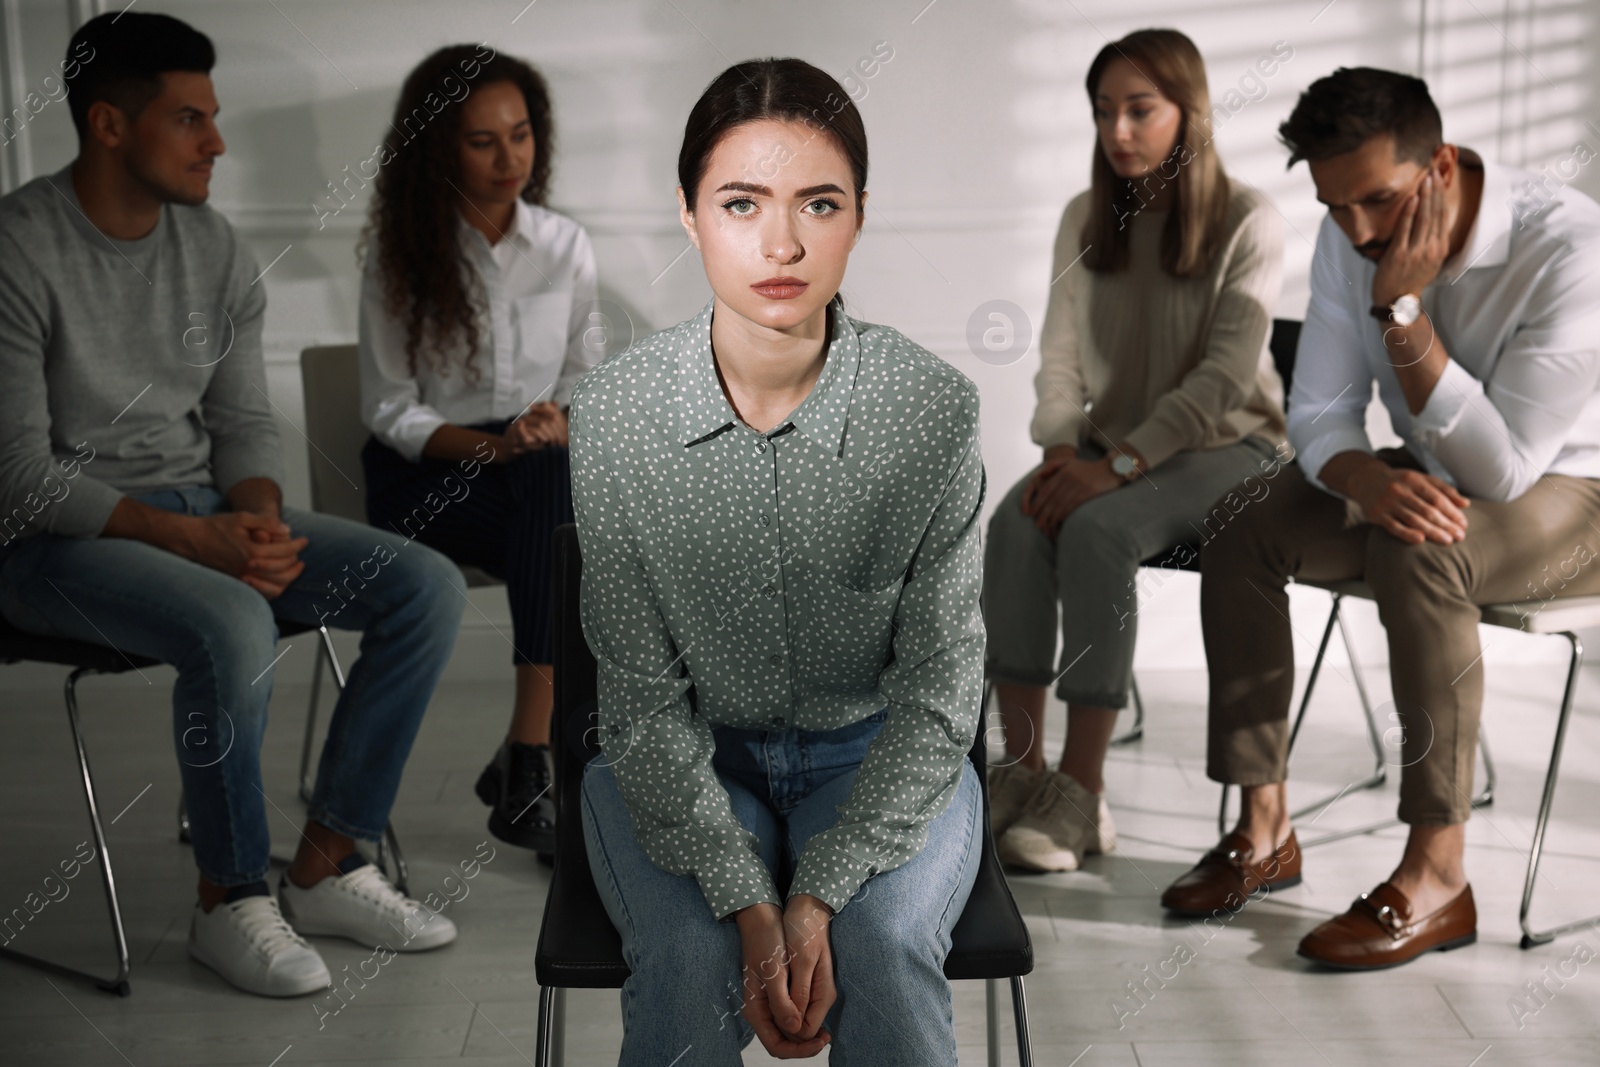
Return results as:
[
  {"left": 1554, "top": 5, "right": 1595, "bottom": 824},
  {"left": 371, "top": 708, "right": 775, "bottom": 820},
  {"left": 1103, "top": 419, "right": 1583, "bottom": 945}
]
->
[
  {"left": 358, "top": 198, "right": 600, "bottom": 462},
  {"left": 1289, "top": 154, "right": 1600, "bottom": 503}
]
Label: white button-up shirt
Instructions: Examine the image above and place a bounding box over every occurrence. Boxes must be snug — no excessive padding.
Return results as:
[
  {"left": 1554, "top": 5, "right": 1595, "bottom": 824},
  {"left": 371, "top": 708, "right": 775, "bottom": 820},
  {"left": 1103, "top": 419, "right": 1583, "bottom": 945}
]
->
[
  {"left": 358, "top": 199, "right": 600, "bottom": 462},
  {"left": 1289, "top": 154, "right": 1600, "bottom": 503}
]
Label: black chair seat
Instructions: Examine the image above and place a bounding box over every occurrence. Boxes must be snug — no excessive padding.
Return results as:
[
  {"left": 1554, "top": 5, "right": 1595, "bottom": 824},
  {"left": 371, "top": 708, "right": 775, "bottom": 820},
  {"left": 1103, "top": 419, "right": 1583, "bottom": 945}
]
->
[
  {"left": 534, "top": 524, "right": 1032, "bottom": 991},
  {"left": 0, "top": 615, "right": 321, "bottom": 673},
  {"left": 0, "top": 616, "right": 160, "bottom": 672},
  {"left": 1138, "top": 541, "right": 1203, "bottom": 573}
]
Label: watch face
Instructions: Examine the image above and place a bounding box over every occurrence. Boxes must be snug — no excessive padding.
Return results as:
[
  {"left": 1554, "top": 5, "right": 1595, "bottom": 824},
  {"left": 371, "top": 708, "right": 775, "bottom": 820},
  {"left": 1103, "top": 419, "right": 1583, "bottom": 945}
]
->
[
  {"left": 1392, "top": 293, "right": 1422, "bottom": 326},
  {"left": 1111, "top": 454, "right": 1136, "bottom": 477}
]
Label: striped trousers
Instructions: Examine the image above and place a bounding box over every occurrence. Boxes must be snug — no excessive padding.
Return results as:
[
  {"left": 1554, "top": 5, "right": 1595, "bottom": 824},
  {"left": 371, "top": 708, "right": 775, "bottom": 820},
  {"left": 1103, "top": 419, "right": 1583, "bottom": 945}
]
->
[{"left": 362, "top": 419, "right": 573, "bottom": 665}]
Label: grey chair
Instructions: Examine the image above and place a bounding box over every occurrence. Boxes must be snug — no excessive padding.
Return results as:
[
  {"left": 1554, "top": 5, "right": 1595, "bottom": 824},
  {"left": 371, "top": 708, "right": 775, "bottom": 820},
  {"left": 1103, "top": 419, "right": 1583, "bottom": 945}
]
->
[{"left": 1284, "top": 580, "right": 1600, "bottom": 949}]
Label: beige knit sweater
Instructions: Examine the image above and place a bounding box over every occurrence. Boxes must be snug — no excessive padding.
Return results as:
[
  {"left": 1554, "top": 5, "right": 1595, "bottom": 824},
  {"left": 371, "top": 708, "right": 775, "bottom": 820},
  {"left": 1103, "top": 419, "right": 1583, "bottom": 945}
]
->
[{"left": 1030, "top": 184, "right": 1288, "bottom": 470}]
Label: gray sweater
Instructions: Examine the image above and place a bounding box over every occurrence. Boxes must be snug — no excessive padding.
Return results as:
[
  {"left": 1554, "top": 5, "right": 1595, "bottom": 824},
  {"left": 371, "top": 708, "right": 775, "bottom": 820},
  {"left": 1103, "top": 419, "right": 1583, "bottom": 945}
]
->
[{"left": 0, "top": 163, "right": 283, "bottom": 543}]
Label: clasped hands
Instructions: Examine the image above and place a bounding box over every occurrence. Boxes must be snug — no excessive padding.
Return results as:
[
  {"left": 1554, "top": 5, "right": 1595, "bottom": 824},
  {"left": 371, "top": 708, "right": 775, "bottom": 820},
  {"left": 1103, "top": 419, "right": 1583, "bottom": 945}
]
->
[
  {"left": 1020, "top": 444, "right": 1128, "bottom": 538},
  {"left": 498, "top": 401, "right": 568, "bottom": 459},
  {"left": 734, "top": 895, "right": 836, "bottom": 1058}
]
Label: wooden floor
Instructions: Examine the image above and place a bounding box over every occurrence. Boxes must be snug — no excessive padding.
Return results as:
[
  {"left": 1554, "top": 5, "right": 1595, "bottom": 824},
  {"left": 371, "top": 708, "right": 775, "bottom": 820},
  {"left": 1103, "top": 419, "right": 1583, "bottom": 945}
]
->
[{"left": 3, "top": 660, "right": 1599, "bottom": 1066}]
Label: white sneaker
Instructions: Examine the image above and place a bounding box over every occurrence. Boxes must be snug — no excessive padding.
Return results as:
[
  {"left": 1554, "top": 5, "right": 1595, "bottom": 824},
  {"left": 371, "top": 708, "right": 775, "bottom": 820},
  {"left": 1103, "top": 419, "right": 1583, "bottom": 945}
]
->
[
  {"left": 279, "top": 864, "right": 457, "bottom": 952},
  {"left": 188, "top": 896, "right": 331, "bottom": 997},
  {"left": 997, "top": 770, "right": 1105, "bottom": 872},
  {"left": 1091, "top": 793, "right": 1117, "bottom": 855}
]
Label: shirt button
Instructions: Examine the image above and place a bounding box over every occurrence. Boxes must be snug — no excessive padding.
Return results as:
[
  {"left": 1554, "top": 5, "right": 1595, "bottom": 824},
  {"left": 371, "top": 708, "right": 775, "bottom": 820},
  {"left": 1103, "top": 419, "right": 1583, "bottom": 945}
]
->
[
  {"left": 763, "top": 584, "right": 776, "bottom": 598},
  {"left": 769, "top": 653, "right": 782, "bottom": 666},
  {"left": 773, "top": 716, "right": 786, "bottom": 727},
  {"left": 758, "top": 513, "right": 771, "bottom": 527},
  {"left": 756, "top": 439, "right": 768, "bottom": 454},
  {"left": 608, "top": 724, "right": 619, "bottom": 737}
]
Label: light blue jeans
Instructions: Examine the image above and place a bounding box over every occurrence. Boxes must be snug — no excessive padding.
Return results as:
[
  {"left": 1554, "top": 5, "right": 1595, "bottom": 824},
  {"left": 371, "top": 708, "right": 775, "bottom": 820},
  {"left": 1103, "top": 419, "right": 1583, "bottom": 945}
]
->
[
  {"left": 581, "top": 706, "right": 983, "bottom": 1066},
  {"left": 0, "top": 486, "right": 466, "bottom": 885}
]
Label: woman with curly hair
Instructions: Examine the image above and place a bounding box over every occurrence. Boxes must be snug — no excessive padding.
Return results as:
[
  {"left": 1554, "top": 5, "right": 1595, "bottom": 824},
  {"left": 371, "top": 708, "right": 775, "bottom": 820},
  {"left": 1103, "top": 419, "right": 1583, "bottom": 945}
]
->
[{"left": 358, "top": 44, "right": 598, "bottom": 861}]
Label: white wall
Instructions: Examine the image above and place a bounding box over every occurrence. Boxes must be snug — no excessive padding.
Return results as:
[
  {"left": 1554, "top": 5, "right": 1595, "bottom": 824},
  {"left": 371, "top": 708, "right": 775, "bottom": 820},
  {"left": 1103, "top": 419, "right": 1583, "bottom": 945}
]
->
[{"left": 2, "top": 0, "right": 1597, "bottom": 685}]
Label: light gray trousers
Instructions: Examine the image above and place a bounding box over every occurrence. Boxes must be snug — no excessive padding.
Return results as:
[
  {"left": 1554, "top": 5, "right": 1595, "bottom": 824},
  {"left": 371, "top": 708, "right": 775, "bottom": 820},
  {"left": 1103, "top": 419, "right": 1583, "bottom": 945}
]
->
[{"left": 981, "top": 436, "right": 1284, "bottom": 708}]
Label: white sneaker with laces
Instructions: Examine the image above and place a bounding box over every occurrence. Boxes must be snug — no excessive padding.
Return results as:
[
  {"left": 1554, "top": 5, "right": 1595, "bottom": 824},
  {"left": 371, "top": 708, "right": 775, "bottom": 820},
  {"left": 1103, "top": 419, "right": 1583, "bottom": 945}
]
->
[
  {"left": 279, "top": 864, "right": 457, "bottom": 952},
  {"left": 997, "top": 770, "right": 1106, "bottom": 872},
  {"left": 188, "top": 895, "right": 331, "bottom": 997}
]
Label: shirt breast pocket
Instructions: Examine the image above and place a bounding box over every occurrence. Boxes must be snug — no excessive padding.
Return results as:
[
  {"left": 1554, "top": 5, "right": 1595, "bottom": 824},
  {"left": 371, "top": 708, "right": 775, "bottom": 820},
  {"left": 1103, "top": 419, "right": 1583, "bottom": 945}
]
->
[
  {"left": 512, "top": 289, "right": 573, "bottom": 377},
  {"left": 792, "top": 568, "right": 903, "bottom": 690}
]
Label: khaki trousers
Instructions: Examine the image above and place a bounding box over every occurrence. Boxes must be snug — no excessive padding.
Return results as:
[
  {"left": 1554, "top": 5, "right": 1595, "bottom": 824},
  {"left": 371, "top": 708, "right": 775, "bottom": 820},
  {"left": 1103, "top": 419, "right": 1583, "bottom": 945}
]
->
[{"left": 1202, "top": 449, "right": 1600, "bottom": 825}]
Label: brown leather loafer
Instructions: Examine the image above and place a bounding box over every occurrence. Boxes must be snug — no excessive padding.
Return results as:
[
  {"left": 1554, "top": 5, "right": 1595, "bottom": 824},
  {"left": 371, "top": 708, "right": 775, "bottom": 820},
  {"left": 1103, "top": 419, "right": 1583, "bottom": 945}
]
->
[
  {"left": 1159, "top": 830, "right": 1302, "bottom": 916},
  {"left": 1298, "top": 882, "right": 1476, "bottom": 970}
]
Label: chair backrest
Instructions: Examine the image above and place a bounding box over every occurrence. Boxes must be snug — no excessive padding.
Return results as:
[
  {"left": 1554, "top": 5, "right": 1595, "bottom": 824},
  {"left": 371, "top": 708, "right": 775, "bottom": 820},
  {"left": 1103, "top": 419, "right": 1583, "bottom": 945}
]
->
[
  {"left": 1269, "top": 318, "right": 1301, "bottom": 399},
  {"left": 298, "top": 345, "right": 368, "bottom": 525}
]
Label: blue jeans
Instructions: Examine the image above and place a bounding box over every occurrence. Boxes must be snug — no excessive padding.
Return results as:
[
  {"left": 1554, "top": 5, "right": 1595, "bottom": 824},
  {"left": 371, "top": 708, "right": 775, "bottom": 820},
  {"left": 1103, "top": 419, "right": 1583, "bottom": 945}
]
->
[
  {"left": 581, "top": 707, "right": 983, "bottom": 1066},
  {"left": 0, "top": 486, "right": 466, "bottom": 885}
]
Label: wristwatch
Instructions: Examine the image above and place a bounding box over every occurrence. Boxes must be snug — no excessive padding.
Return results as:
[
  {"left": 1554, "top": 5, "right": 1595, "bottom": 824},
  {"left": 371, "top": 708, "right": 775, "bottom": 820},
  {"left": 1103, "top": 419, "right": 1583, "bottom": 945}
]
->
[
  {"left": 1370, "top": 293, "right": 1423, "bottom": 327},
  {"left": 1110, "top": 452, "right": 1141, "bottom": 482}
]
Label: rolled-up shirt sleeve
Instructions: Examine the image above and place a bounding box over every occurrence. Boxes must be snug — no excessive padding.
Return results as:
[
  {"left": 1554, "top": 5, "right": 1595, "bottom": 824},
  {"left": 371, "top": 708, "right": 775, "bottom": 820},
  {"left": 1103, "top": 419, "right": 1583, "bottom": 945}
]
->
[
  {"left": 357, "top": 251, "right": 449, "bottom": 462},
  {"left": 1411, "top": 246, "right": 1600, "bottom": 503},
  {"left": 788, "top": 389, "right": 987, "bottom": 914},
  {"left": 568, "top": 382, "right": 783, "bottom": 922},
  {"left": 1287, "top": 218, "right": 1377, "bottom": 495}
]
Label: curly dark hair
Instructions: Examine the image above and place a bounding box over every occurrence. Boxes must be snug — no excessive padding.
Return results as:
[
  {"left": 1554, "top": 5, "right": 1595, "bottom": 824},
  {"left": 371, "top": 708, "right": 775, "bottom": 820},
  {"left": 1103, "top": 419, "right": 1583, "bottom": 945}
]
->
[{"left": 362, "top": 44, "right": 555, "bottom": 383}]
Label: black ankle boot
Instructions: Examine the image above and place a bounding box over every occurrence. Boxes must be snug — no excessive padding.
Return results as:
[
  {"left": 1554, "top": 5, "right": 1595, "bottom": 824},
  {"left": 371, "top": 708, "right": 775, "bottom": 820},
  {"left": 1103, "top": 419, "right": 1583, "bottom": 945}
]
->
[{"left": 476, "top": 740, "right": 556, "bottom": 859}]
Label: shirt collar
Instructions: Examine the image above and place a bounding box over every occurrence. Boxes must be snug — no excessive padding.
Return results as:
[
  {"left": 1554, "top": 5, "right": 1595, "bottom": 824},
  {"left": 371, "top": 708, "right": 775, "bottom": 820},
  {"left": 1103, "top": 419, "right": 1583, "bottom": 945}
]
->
[
  {"left": 675, "top": 297, "right": 859, "bottom": 458},
  {"left": 458, "top": 197, "right": 535, "bottom": 254},
  {"left": 1438, "top": 152, "right": 1513, "bottom": 283}
]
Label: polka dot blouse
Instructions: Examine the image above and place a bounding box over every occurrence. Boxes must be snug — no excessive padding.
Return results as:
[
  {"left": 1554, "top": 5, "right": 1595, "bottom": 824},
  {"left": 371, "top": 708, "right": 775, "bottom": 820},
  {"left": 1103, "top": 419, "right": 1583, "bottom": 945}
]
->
[{"left": 567, "top": 296, "right": 988, "bottom": 921}]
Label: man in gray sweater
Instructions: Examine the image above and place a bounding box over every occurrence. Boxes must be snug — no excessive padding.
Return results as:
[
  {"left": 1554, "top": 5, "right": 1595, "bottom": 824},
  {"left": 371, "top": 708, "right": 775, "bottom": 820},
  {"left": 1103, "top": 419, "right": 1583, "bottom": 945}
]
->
[{"left": 0, "top": 12, "right": 468, "bottom": 997}]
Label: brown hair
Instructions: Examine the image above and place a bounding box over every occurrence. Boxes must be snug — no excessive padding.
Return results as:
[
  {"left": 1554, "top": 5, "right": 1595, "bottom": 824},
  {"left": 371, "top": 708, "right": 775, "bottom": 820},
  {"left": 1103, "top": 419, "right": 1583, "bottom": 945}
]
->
[
  {"left": 362, "top": 45, "right": 555, "bottom": 383},
  {"left": 1081, "top": 28, "right": 1230, "bottom": 278},
  {"left": 678, "top": 57, "right": 868, "bottom": 214}
]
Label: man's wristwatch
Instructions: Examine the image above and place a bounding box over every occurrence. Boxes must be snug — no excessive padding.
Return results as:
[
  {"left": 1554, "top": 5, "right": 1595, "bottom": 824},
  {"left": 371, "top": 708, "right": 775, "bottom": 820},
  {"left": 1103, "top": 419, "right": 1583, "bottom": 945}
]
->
[
  {"left": 1110, "top": 452, "right": 1141, "bottom": 482},
  {"left": 1370, "top": 293, "right": 1423, "bottom": 327}
]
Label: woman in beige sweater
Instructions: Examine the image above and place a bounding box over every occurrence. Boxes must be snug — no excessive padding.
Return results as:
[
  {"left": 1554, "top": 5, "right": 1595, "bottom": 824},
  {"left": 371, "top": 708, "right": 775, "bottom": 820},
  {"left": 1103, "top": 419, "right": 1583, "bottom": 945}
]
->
[{"left": 983, "top": 28, "right": 1289, "bottom": 871}]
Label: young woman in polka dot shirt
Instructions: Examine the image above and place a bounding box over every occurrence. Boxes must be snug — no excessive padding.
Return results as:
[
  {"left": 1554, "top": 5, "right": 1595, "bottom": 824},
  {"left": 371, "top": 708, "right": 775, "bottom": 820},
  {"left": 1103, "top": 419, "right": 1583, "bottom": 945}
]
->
[{"left": 568, "top": 58, "right": 988, "bottom": 1066}]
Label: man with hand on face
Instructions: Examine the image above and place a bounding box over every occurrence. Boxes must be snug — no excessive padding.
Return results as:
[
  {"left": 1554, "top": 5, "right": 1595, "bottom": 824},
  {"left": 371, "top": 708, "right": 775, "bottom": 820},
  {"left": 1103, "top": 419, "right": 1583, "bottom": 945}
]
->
[
  {"left": 0, "top": 12, "right": 467, "bottom": 997},
  {"left": 1161, "top": 66, "right": 1600, "bottom": 968}
]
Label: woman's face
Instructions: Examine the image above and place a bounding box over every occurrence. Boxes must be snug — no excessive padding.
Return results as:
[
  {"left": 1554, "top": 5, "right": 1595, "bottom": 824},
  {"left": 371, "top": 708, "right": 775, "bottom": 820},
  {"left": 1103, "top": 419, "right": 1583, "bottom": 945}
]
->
[
  {"left": 456, "top": 80, "right": 535, "bottom": 209},
  {"left": 1093, "top": 58, "right": 1183, "bottom": 181},
  {"left": 678, "top": 118, "right": 864, "bottom": 334}
]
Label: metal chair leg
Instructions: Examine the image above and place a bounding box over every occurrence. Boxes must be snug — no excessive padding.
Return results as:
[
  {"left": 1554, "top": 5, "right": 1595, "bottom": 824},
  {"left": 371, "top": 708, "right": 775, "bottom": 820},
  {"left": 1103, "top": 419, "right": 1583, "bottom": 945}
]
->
[
  {"left": 1111, "top": 677, "right": 1146, "bottom": 746},
  {"left": 298, "top": 637, "right": 327, "bottom": 804},
  {"left": 1473, "top": 729, "right": 1496, "bottom": 809},
  {"left": 535, "top": 983, "right": 566, "bottom": 1067},
  {"left": 552, "top": 987, "right": 566, "bottom": 1067},
  {"left": 1010, "top": 974, "right": 1034, "bottom": 1067},
  {"left": 177, "top": 792, "right": 190, "bottom": 844},
  {"left": 986, "top": 977, "right": 999, "bottom": 1067},
  {"left": 1520, "top": 632, "right": 1597, "bottom": 949},
  {"left": 0, "top": 668, "right": 132, "bottom": 996}
]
